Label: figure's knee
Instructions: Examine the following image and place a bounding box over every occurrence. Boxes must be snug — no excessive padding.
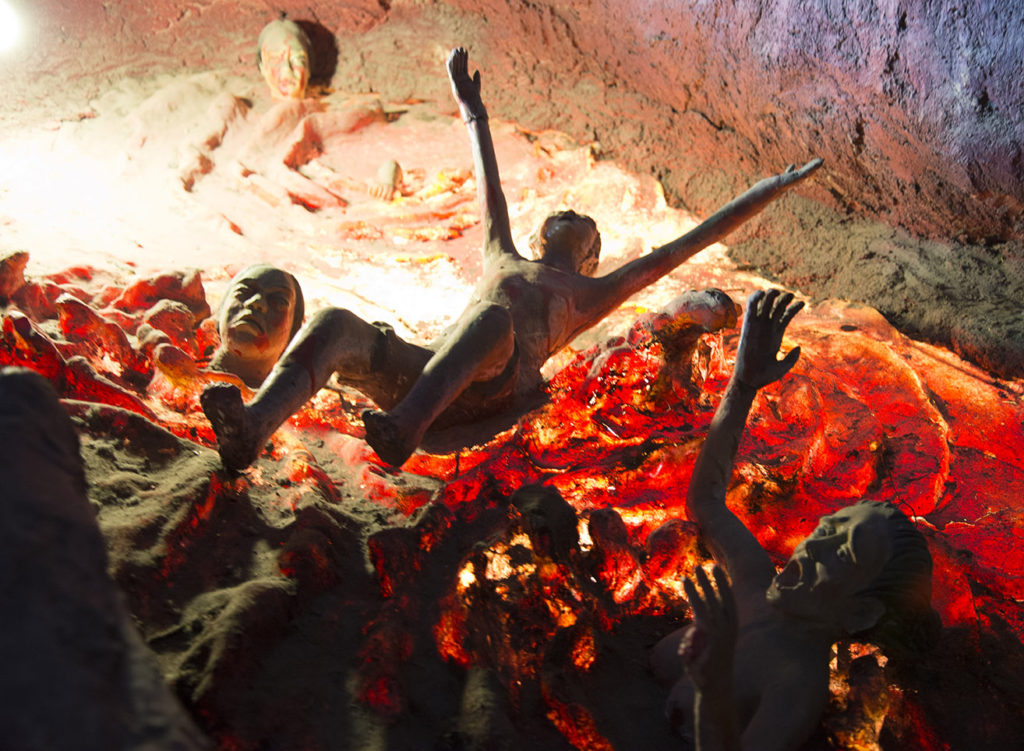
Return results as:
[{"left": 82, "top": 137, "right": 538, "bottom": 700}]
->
[
  {"left": 278, "top": 307, "right": 368, "bottom": 368},
  {"left": 289, "top": 307, "right": 398, "bottom": 384},
  {"left": 467, "top": 302, "right": 513, "bottom": 339},
  {"left": 307, "top": 306, "right": 362, "bottom": 336}
]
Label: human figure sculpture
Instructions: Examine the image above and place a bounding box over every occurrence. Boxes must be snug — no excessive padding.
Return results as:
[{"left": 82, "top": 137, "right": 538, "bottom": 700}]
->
[
  {"left": 651, "top": 289, "right": 938, "bottom": 751},
  {"left": 257, "top": 16, "right": 311, "bottom": 100},
  {"left": 206, "top": 263, "right": 305, "bottom": 388},
  {"left": 172, "top": 16, "right": 402, "bottom": 207},
  {"left": 201, "top": 47, "right": 822, "bottom": 470},
  {"left": 0, "top": 367, "right": 209, "bottom": 750}
]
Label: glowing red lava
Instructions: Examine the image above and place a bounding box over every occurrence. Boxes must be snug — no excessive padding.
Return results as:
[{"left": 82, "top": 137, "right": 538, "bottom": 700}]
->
[{"left": 2, "top": 256, "right": 1022, "bottom": 748}]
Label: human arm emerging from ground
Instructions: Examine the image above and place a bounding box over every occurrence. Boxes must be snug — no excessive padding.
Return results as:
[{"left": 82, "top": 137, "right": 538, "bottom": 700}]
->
[
  {"left": 686, "top": 289, "right": 803, "bottom": 606},
  {"left": 679, "top": 565, "right": 741, "bottom": 751},
  {"left": 668, "top": 290, "right": 937, "bottom": 751},
  {"left": 673, "top": 290, "right": 808, "bottom": 751}
]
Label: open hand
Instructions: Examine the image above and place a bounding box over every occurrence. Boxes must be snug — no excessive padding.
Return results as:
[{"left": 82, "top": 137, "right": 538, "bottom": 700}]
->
[
  {"left": 679, "top": 565, "right": 738, "bottom": 690},
  {"left": 733, "top": 289, "right": 803, "bottom": 389},
  {"left": 447, "top": 47, "right": 484, "bottom": 115}
]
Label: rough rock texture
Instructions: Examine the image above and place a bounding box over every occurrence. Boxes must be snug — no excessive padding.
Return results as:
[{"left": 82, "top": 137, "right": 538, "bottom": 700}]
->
[{"left": 7, "top": 0, "right": 1023, "bottom": 376}]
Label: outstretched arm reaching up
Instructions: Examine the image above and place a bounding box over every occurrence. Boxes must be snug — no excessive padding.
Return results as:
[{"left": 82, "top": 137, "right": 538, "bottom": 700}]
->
[
  {"left": 577, "top": 160, "right": 822, "bottom": 326},
  {"left": 447, "top": 47, "right": 517, "bottom": 264},
  {"left": 686, "top": 289, "right": 804, "bottom": 606}
]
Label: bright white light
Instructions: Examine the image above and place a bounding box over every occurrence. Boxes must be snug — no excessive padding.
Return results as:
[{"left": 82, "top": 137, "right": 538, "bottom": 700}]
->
[{"left": 0, "top": 1, "right": 21, "bottom": 53}]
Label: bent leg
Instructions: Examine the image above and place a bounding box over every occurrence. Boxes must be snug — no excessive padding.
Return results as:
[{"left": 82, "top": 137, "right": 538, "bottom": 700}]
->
[
  {"left": 363, "top": 302, "right": 515, "bottom": 466},
  {"left": 203, "top": 307, "right": 422, "bottom": 470}
]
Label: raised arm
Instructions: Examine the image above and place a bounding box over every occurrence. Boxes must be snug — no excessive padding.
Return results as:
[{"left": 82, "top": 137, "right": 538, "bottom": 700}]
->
[
  {"left": 447, "top": 48, "right": 518, "bottom": 263},
  {"left": 578, "top": 160, "right": 821, "bottom": 323},
  {"left": 686, "top": 289, "right": 803, "bottom": 602}
]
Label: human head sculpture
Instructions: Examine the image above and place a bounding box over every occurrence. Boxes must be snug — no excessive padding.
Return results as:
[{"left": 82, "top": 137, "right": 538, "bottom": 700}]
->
[
  {"left": 510, "top": 484, "right": 580, "bottom": 562},
  {"left": 212, "top": 264, "right": 304, "bottom": 388},
  {"left": 257, "top": 17, "right": 311, "bottom": 100},
  {"left": 767, "top": 500, "right": 937, "bottom": 650},
  {"left": 529, "top": 210, "right": 601, "bottom": 276}
]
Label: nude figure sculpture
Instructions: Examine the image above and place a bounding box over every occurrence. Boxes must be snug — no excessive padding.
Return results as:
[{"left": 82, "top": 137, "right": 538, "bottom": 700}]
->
[
  {"left": 651, "top": 289, "right": 938, "bottom": 750},
  {"left": 201, "top": 48, "right": 822, "bottom": 470}
]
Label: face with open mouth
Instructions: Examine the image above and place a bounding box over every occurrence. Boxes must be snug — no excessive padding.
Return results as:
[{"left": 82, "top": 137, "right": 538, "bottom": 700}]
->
[{"left": 766, "top": 502, "right": 895, "bottom": 630}]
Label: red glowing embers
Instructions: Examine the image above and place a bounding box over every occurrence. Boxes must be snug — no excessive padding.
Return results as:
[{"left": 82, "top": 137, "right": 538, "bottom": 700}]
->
[{"left": 2, "top": 261, "right": 1024, "bottom": 748}]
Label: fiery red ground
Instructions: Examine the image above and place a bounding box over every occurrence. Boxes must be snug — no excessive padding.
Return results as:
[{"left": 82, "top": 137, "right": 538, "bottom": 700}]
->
[{"left": 2, "top": 256, "right": 1022, "bottom": 749}]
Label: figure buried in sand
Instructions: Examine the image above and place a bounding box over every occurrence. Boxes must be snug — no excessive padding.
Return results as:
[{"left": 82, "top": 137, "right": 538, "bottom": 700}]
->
[
  {"left": 650, "top": 290, "right": 939, "bottom": 751},
  {"left": 201, "top": 48, "right": 823, "bottom": 470},
  {"left": 206, "top": 264, "right": 305, "bottom": 389},
  {"left": 257, "top": 16, "right": 311, "bottom": 100}
]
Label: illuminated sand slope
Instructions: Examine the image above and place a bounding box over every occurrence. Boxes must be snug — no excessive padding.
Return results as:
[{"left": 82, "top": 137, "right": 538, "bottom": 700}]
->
[{"left": 1, "top": 74, "right": 1022, "bottom": 749}]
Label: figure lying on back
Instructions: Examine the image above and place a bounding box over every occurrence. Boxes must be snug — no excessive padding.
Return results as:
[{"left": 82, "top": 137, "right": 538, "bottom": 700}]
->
[{"left": 201, "top": 47, "right": 822, "bottom": 470}]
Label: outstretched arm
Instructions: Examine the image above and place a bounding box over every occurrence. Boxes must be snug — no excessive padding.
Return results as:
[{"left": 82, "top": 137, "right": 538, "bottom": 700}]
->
[
  {"left": 579, "top": 160, "right": 821, "bottom": 322},
  {"left": 447, "top": 47, "right": 518, "bottom": 263},
  {"left": 686, "top": 289, "right": 804, "bottom": 603}
]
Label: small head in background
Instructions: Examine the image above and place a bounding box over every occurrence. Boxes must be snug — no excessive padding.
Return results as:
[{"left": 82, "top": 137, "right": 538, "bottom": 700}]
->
[
  {"left": 211, "top": 264, "right": 305, "bottom": 388},
  {"left": 258, "top": 17, "right": 311, "bottom": 100}
]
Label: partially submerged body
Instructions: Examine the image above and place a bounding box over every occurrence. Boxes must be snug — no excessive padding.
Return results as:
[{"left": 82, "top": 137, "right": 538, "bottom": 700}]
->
[
  {"left": 202, "top": 48, "right": 822, "bottom": 470},
  {"left": 653, "top": 290, "right": 938, "bottom": 751}
]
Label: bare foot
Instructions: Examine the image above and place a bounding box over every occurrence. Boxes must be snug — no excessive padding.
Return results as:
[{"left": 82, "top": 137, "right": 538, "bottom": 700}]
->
[
  {"left": 369, "top": 159, "right": 402, "bottom": 201},
  {"left": 201, "top": 383, "right": 262, "bottom": 471},
  {"left": 362, "top": 409, "right": 417, "bottom": 467}
]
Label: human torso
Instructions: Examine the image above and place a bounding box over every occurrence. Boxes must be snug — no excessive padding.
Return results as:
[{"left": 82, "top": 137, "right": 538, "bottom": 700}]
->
[
  {"left": 669, "top": 609, "right": 830, "bottom": 750},
  {"left": 734, "top": 616, "right": 829, "bottom": 727},
  {"left": 462, "top": 254, "right": 588, "bottom": 387}
]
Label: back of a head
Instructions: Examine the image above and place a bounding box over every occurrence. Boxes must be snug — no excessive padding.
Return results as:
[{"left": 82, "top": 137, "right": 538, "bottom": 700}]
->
[
  {"left": 528, "top": 211, "right": 601, "bottom": 276},
  {"left": 0, "top": 366, "right": 210, "bottom": 750},
  {"left": 853, "top": 499, "right": 941, "bottom": 656},
  {"left": 510, "top": 484, "right": 580, "bottom": 560},
  {"left": 0, "top": 367, "right": 84, "bottom": 494}
]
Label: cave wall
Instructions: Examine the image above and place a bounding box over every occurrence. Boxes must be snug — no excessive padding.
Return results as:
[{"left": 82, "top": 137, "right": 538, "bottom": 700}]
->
[{"left": 8, "top": 0, "right": 1024, "bottom": 374}]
